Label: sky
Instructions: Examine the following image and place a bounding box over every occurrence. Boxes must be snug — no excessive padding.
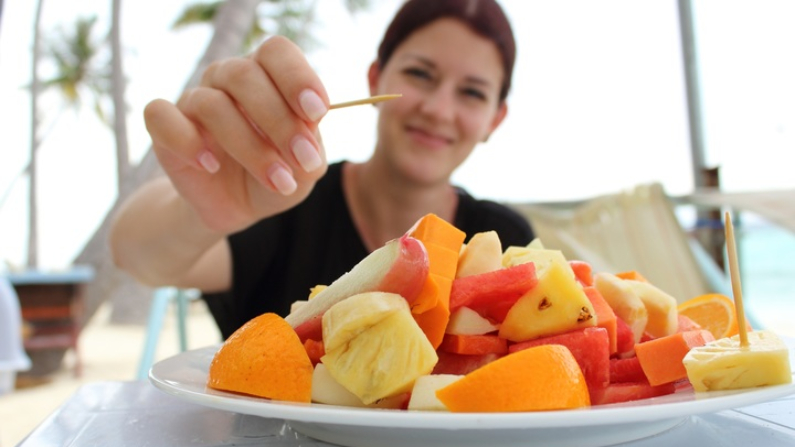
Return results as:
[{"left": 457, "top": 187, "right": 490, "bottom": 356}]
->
[{"left": 1, "top": 0, "right": 794, "bottom": 269}]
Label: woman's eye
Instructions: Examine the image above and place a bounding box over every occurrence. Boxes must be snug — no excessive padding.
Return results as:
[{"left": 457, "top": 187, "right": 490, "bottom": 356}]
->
[
  {"left": 404, "top": 67, "right": 432, "bottom": 81},
  {"left": 461, "top": 87, "right": 487, "bottom": 101}
]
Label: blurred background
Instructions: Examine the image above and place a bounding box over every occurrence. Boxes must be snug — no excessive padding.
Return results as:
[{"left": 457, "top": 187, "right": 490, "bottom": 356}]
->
[{"left": 1, "top": 0, "right": 794, "bottom": 443}]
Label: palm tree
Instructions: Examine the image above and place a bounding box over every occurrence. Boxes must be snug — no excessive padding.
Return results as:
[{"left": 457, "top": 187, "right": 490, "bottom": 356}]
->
[
  {"left": 42, "top": 16, "right": 110, "bottom": 121},
  {"left": 27, "top": 0, "right": 45, "bottom": 268},
  {"left": 110, "top": 0, "right": 131, "bottom": 196},
  {"left": 23, "top": 14, "right": 108, "bottom": 268}
]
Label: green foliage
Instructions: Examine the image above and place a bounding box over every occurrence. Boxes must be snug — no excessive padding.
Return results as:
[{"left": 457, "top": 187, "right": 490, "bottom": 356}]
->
[
  {"left": 171, "top": 2, "right": 221, "bottom": 30},
  {"left": 40, "top": 15, "right": 112, "bottom": 125},
  {"left": 173, "top": 0, "right": 375, "bottom": 53}
]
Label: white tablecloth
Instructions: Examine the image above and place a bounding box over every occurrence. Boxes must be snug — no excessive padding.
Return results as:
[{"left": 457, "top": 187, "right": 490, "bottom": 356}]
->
[{"left": 16, "top": 381, "right": 795, "bottom": 447}]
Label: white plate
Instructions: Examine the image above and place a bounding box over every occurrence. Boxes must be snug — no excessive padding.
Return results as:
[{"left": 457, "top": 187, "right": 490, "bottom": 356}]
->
[{"left": 150, "top": 345, "right": 795, "bottom": 447}]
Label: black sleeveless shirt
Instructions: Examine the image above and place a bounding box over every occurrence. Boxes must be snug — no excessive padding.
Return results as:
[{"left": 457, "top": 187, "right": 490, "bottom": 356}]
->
[{"left": 203, "top": 161, "right": 534, "bottom": 339}]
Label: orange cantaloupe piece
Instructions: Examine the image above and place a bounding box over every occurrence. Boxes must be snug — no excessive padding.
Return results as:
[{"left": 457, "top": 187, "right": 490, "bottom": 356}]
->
[
  {"left": 634, "top": 329, "right": 715, "bottom": 386},
  {"left": 409, "top": 213, "right": 466, "bottom": 259},
  {"left": 411, "top": 276, "right": 451, "bottom": 347},
  {"left": 407, "top": 214, "right": 466, "bottom": 348},
  {"left": 436, "top": 344, "right": 591, "bottom": 412},
  {"left": 409, "top": 273, "right": 440, "bottom": 314},
  {"left": 615, "top": 270, "right": 648, "bottom": 282},
  {"left": 584, "top": 286, "right": 618, "bottom": 354},
  {"left": 207, "top": 313, "right": 313, "bottom": 403}
]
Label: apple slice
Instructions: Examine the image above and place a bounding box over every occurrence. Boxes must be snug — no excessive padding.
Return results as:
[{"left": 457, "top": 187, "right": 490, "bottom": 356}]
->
[
  {"left": 408, "top": 374, "right": 462, "bottom": 411},
  {"left": 456, "top": 231, "right": 503, "bottom": 278},
  {"left": 285, "top": 235, "right": 429, "bottom": 337},
  {"left": 594, "top": 272, "right": 648, "bottom": 343},
  {"left": 446, "top": 306, "right": 499, "bottom": 335}
]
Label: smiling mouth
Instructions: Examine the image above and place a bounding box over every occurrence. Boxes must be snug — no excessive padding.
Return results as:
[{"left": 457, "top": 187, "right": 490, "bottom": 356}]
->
[{"left": 406, "top": 126, "right": 453, "bottom": 148}]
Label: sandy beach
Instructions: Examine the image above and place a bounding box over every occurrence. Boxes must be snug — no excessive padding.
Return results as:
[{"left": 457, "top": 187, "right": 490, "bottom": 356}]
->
[{"left": 0, "top": 299, "right": 221, "bottom": 447}]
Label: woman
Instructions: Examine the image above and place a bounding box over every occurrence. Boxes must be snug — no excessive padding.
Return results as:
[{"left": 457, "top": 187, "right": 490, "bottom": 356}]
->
[{"left": 110, "top": 0, "right": 533, "bottom": 339}]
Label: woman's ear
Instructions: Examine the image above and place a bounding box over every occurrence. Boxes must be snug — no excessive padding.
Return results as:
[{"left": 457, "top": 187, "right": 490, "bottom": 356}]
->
[
  {"left": 485, "top": 102, "right": 508, "bottom": 141},
  {"left": 367, "top": 61, "right": 380, "bottom": 97}
]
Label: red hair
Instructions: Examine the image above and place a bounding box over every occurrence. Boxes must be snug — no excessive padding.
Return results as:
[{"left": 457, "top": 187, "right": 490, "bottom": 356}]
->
[{"left": 377, "top": 0, "right": 516, "bottom": 102}]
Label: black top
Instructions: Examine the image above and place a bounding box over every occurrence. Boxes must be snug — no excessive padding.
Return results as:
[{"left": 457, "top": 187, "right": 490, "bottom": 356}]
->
[{"left": 203, "top": 161, "right": 534, "bottom": 339}]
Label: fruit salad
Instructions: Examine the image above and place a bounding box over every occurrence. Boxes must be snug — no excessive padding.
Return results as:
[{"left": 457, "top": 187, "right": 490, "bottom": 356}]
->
[{"left": 206, "top": 213, "right": 793, "bottom": 412}]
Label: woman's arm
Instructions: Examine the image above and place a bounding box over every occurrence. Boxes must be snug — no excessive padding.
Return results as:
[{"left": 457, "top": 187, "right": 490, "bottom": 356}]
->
[
  {"left": 109, "top": 176, "right": 231, "bottom": 291},
  {"left": 110, "top": 36, "right": 331, "bottom": 291}
]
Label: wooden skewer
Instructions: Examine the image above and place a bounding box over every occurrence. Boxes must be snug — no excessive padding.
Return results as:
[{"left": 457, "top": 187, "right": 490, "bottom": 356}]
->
[
  {"left": 724, "top": 211, "right": 750, "bottom": 348},
  {"left": 329, "top": 94, "right": 402, "bottom": 110}
]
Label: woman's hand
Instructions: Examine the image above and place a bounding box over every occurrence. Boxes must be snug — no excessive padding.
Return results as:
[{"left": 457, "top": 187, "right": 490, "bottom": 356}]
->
[{"left": 144, "top": 36, "right": 330, "bottom": 234}]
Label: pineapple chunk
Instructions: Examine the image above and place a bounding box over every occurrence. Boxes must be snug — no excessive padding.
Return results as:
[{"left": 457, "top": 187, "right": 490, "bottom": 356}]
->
[
  {"left": 501, "top": 246, "right": 571, "bottom": 279},
  {"left": 499, "top": 261, "right": 596, "bottom": 342},
  {"left": 321, "top": 292, "right": 438, "bottom": 404},
  {"left": 311, "top": 363, "right": 406, "bottom": 409},
  {"left": 594, "top": 272, "right": 648, "bottom": 343},
  {"left": 683, "top": 330, "right": 792, "bottom": 392}
]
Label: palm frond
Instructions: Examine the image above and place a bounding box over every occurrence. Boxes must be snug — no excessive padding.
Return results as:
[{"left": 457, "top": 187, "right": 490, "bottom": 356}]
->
[{"left": 172, "top": 2, "right": 221, "bottom": 29}]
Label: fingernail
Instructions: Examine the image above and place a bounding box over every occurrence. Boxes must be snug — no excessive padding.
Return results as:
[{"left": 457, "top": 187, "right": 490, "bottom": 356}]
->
[
  {"left": 291, "top": 136, "right": 322, "bottom": 172},
  {"left": 299, "top": 89, "right": 327, "bottom": 121},
  {"left": 198, "top": 151, "right": 220, "bottom": 173},
  {"left": 268, "top": 164, "right": 297, "bottom": 195}
]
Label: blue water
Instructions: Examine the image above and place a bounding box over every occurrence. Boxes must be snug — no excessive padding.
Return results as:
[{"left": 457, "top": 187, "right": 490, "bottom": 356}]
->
[{"left": 734, "top": 225, "right": 795, "bottom": 334}]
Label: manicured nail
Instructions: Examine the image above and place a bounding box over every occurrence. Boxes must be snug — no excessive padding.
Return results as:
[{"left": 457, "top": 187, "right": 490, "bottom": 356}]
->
[
  {"left": 268, "top": 164, "right": 297, "bottom": 195},
  {"left": 291, "top": 136, "right": 322, "bottom": 172},
  {"left": 298, "top": 89, "right": 327, "bottom": 121},
  {"left": 198, "top": 151, "right": 220, "bottom": 173}
]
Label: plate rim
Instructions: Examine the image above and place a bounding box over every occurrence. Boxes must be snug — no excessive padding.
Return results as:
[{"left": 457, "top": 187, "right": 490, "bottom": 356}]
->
[{"left": 149, "top": 344, "right": 795, "bottom": 430}]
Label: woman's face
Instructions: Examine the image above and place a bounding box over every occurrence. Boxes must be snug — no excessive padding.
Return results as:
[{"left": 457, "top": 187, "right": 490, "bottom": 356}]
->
[{"left": 369, "top": 18, "right": 508, "bottom": 186}]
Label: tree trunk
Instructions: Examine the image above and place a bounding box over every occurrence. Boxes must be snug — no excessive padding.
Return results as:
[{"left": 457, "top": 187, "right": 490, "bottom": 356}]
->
[
  {"left": 74, "top": 0, "right": 262, "bottom": 326},
  {"left": 110, "top": 0, "right": 131, "bottom": 196},
  {"left": 27, "top": 0, "right": 45, "bottom": 269}
]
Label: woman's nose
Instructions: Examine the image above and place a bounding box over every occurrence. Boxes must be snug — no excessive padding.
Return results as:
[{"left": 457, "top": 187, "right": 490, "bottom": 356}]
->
[{"left": 419, "top": 86, "right": 456, "bottom": 122}]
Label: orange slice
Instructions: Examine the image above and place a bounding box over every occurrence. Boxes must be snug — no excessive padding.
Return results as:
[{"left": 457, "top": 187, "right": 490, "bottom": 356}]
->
[
  {"left": 677, "top": 293, "right": 748, "bottom": 339},
  {"left": 435, "top": 344, "right": 590, "bottom": 412},
  {"left": 207, "top": 313, "right": 313, "bottom": 403}
]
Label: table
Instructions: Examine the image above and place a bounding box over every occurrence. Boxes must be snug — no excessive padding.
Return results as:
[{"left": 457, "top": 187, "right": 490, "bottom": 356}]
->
[{"left": 15, "top": 381, "right": 795, "bottom": 447}]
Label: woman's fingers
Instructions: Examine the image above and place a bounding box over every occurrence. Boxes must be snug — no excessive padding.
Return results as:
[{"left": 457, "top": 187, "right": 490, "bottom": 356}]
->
[
  {"left": 178, "top": 86, "right": 301, "bottom": 195},
  {"left": 253, "top": 36, "right": 330, "bottom": 122},
  {"left": 201, "top": 56, "right": 325, "bottom": 181},
  {"left": 147, "top": 36, "right": 330, "bottom": 201},
  {"left": 144, "top": 98, "right": 215, "bottom": 173}
]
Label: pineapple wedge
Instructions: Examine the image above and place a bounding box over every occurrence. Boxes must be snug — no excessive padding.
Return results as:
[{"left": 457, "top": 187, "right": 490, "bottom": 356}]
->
[
  {"left": 499, "top": 261, "right": 596, "bottom": 342},
  {"left": 501, "top": 245, "right": 571, "bottom": 279},
  {"left": 311, "top": 363, "right": 406, "bottom": 409},
  {"left": 683, "top": 330, "right": 792, "bottom": 392},
  {"left": 594, "top": 272, "right": 648, "bottom": 343},
  {"left": 321, "top": 292, "right": 438, "bottom": 404}
]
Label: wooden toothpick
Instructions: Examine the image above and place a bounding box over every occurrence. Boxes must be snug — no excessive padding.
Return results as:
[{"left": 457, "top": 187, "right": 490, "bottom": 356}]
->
[
  {"left": 724, "top": 211, "right": 749, "bottom": 348},
  {"left": 329, "top": 94, "right": 402, "bottom": 110}
]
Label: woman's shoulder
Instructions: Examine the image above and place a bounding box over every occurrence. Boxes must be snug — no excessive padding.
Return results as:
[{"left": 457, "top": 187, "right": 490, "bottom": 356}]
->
[{"left": 454, "top": 188, "right": 534, "bottom": 249}]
